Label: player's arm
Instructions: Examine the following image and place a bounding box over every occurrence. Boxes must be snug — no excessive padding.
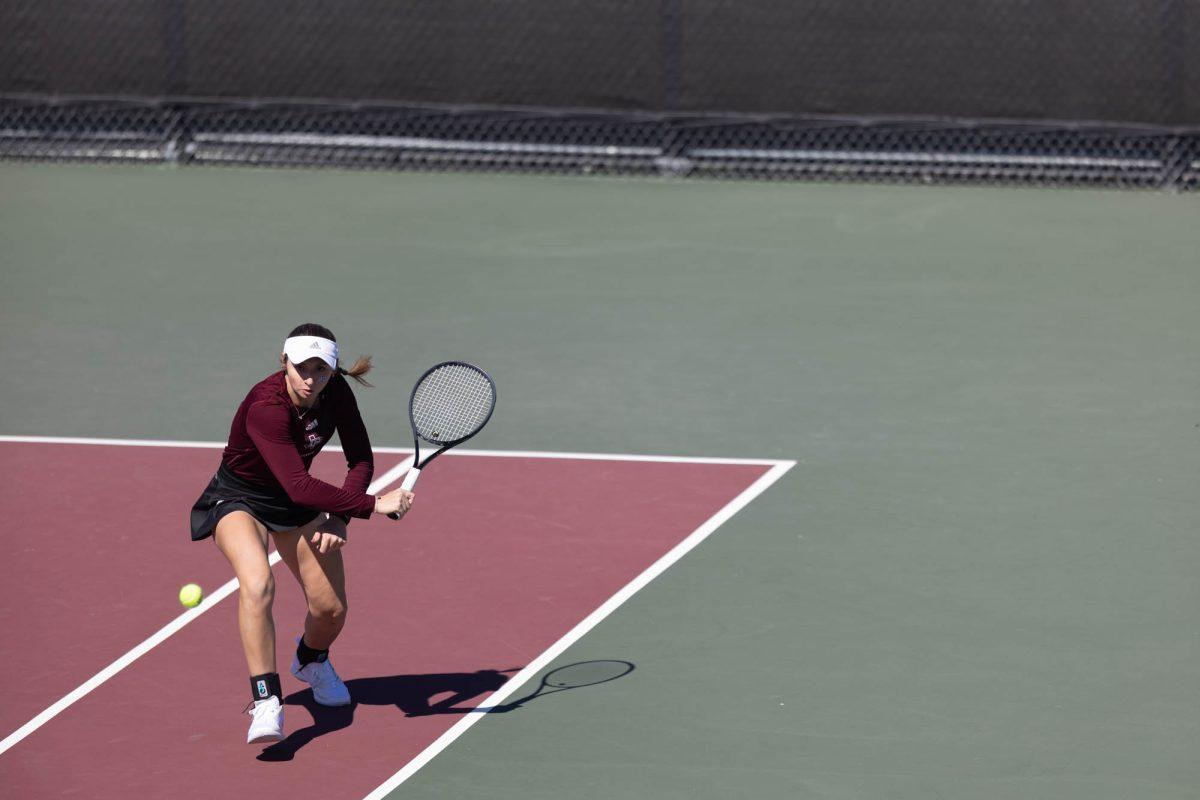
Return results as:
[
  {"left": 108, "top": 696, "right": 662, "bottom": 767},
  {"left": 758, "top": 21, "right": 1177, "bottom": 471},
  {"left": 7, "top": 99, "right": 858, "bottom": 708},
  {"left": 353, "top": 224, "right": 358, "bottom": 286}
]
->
[
  {"left": 330, "top": 384, "right": 413, "bottom": 518},
  {"left": 246, "top": 402, "right": 376, "bottom": 518},
  {"left": 334, "top": 382, "right": 374, "bottom": 496},
  {"left": 334, "top": 385, "right": 374, "bottom": 495}
]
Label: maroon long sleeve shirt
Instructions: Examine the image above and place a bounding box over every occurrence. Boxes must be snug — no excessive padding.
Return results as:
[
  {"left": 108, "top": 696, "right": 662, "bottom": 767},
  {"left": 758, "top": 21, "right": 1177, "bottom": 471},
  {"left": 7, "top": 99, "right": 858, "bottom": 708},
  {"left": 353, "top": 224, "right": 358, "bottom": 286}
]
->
[{"left": 222, "top": 371, "right": 376, "bottom": 518}]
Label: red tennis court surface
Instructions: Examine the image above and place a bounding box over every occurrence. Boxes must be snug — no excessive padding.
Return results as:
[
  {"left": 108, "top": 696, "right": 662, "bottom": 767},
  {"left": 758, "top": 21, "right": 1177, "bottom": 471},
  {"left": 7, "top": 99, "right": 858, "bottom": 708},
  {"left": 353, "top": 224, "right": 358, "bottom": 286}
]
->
[{"left": 0, "top": 439, "right": 785, "bottom": 799}]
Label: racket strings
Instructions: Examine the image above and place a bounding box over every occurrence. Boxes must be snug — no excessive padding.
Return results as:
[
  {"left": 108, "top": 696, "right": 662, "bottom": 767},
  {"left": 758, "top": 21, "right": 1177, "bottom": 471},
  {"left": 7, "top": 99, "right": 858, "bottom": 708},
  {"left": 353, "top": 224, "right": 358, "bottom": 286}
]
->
[{"left": 411, "top": 363, "right": 495, "bottom": 444}]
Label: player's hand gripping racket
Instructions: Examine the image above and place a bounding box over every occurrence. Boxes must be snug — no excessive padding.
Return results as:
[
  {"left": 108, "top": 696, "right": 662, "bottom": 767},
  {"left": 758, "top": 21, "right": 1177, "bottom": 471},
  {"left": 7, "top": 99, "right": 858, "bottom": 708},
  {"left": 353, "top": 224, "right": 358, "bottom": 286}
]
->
[{"left": 387, "top": 361, "right": 496, "bottom": 519}]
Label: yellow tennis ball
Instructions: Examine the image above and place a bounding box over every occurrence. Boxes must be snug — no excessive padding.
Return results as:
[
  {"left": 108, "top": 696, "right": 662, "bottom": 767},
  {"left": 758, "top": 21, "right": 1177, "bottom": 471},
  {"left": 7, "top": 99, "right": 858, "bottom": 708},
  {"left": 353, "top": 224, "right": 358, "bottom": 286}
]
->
[{"left": 179, "top": 583, "right": 203, "bottom": 608}]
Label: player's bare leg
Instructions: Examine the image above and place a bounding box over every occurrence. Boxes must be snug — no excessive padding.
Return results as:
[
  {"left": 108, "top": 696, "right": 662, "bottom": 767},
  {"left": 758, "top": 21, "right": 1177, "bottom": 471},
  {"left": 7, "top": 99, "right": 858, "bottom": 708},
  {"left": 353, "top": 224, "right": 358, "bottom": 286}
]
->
[
  {"left": 274, "top": 513, "right": 349, "bottom": 650},
  {"left": 274, "top": 514, "right": 352, "bottom": 706},
  {"left": 214, "top": 510, "right": 284, "bottom": 742},
  {"left": 214, "top": 511, "right": 276, "bottom": 675}
]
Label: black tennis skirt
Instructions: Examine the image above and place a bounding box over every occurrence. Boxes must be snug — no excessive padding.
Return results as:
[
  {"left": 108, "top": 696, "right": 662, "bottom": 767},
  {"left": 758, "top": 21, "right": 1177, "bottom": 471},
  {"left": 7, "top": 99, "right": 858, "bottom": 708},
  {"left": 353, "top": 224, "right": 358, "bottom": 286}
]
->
[{"left": 189, "top": 463, "right": 321, "bottom": 541}]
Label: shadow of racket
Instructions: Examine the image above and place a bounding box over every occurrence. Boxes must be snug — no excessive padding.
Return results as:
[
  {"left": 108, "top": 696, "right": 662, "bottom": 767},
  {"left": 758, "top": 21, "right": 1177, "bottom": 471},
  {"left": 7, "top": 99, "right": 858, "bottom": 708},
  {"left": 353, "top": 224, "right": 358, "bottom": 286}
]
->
[{"left": 477, "top": 659, "right": 635, "bottom": 713}]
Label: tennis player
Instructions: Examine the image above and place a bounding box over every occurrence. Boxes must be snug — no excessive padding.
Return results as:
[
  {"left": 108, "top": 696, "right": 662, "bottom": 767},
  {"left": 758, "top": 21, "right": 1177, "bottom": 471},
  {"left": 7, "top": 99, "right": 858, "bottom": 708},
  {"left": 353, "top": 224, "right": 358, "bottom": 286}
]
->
[{"left": 189, "top": 323, "right": 413, "bottom": 744}]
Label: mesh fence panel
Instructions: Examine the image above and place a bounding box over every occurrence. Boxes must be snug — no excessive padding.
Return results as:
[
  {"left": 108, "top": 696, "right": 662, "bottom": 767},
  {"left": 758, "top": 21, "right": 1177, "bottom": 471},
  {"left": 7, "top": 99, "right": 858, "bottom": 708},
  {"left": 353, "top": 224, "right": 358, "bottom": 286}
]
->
[{"left": 2, "top": 1, "right": 1198, "bottom": 189}]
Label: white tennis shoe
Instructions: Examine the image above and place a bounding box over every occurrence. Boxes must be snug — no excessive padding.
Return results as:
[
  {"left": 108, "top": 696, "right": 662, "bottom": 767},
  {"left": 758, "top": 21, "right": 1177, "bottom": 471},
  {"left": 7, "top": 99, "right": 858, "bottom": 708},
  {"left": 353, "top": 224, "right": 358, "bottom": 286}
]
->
[
  {"left": 246, "top": 696, "right": 284, "bottom": 744},
  {"left": 290, "top": 637, "right": 352, "bottom": 706}
]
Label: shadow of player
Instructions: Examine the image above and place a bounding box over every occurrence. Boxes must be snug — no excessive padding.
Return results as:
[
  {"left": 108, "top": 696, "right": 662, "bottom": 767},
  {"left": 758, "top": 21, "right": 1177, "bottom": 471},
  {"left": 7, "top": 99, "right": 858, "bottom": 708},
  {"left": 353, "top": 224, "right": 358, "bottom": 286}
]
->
[{"left": 256, "top": 668, "right": 517, "bottom": 762}]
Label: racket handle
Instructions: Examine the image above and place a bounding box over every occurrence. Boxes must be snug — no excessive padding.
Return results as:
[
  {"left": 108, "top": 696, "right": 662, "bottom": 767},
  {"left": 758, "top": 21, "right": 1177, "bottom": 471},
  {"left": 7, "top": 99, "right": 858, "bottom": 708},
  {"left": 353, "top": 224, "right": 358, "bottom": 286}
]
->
[
  {"left": 401, "top": 468, "right": 421, "bottom": 491},
  {"left": 386, "top": 468, "right": 421, "bottom": 520}
]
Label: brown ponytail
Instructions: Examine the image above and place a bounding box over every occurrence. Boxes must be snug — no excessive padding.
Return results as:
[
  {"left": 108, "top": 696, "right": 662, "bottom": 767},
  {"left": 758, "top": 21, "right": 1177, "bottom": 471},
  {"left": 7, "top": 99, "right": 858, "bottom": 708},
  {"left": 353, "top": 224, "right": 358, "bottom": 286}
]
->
[
  {"left": 338, "top": 356, "right": 374, "bottom": 387},
  {"left": 285, "top": 322, "right": 374, "bottom": 388}
]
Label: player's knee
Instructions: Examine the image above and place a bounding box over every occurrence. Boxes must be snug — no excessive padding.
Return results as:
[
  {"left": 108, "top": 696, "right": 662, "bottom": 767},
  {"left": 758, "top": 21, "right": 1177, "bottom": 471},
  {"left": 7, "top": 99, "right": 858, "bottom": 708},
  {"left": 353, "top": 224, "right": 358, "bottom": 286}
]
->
[
  {"left": 312, "top": 596, "right": 347, "bottom": 624},
  {"left": 239, "top": 572, "right": 275, "bottom": 612}
]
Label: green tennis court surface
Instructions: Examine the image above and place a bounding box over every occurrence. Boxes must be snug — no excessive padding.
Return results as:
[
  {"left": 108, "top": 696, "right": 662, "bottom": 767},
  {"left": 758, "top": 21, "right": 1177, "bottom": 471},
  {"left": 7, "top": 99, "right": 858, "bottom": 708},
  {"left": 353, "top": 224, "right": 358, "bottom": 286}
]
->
[{"left": 1, "top": 162, "right": 1197, "bottom": 799}]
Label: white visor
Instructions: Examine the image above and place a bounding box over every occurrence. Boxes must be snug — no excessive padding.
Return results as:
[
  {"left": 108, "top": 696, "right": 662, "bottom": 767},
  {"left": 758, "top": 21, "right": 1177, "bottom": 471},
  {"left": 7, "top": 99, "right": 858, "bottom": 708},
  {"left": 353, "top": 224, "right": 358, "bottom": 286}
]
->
[{"left": 283, "top": 336, "right": 339, "bottom": 369}]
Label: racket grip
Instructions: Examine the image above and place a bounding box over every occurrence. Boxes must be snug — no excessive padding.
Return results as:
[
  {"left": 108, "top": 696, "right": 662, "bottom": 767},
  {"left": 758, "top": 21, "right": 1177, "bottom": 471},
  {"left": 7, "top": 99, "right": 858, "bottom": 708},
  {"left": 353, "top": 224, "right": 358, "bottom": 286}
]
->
[
  {"left": 401, "top": 468, "right": 421, "bottom": 491},
  {"left": 386, "top": 468, "right": 421, "bottom": 520}
]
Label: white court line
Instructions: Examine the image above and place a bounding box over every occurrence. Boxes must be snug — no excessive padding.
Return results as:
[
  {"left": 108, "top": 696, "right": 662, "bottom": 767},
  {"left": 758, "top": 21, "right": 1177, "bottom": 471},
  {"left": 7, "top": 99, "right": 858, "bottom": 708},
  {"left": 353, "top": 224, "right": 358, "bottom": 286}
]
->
[
  {"left": 361, "top": 459, "right": 794, "bottom": 799},
  {"left": 0, "top": 455, "right": 415, "bottom": 757},
  {"left": 0, "top": 434, "right": 789, "bottom": 467},
  {"left": 0, "top": 435, "right": 226, "bottom": 449}
]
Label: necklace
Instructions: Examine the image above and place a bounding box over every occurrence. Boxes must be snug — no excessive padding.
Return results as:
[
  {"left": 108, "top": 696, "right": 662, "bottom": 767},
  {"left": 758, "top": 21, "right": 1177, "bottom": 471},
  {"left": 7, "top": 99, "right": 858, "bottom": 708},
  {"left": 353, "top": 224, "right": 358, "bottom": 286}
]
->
[{"left": 296, "top": 400, "right": 318, "bottom": 419}]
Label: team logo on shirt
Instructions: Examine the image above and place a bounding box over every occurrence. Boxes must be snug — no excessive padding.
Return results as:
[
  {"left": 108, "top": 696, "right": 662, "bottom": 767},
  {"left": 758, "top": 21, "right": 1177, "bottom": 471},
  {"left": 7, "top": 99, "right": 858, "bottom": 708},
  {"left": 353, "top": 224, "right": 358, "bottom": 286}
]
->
[
  {"left": 305, "top": 418, "right": 319, "bottom": 431},
  {"left": 305, "top": 432, "right": 323, "bottom": 450}
]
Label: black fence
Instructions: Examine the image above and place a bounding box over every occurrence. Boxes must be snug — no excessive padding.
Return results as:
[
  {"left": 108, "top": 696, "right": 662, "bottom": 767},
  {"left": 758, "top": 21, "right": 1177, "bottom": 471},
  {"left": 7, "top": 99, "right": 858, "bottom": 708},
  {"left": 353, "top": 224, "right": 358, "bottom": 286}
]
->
[{"left": 3, "top": 1, "right": 1198, "bottom": 189}]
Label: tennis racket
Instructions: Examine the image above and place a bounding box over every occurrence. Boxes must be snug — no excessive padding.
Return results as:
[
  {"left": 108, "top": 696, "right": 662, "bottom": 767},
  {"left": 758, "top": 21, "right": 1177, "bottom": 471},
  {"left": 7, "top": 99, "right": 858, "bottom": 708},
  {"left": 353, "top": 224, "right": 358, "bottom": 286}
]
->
[{"left": 387, "top": 361, "right": 496, "bottom": 519}]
